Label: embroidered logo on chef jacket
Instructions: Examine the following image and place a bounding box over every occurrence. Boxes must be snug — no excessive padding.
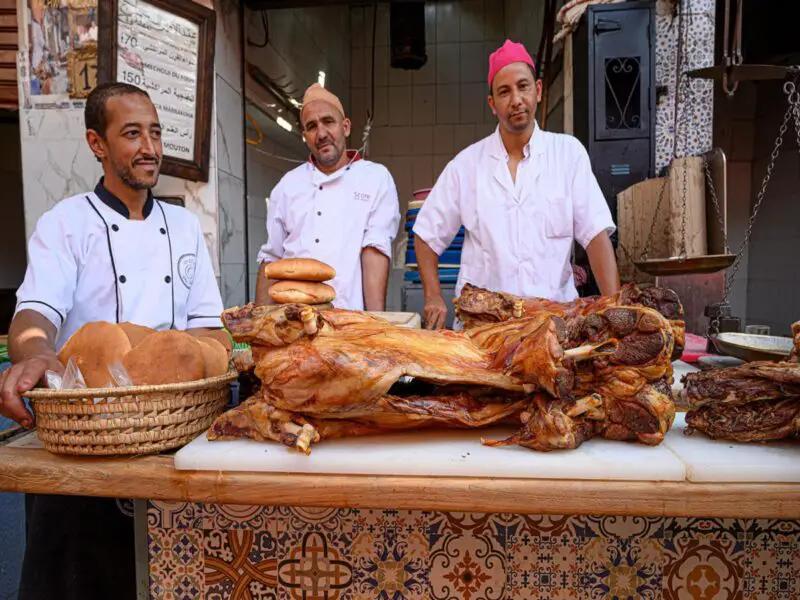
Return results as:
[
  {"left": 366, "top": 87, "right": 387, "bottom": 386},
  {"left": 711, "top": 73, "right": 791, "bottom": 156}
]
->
[
  {"left": 177, "top": 253, "right": 197, "bottom": 289},
  {"left": 353, "top": 191, "right": 371, "bottom": 202}
]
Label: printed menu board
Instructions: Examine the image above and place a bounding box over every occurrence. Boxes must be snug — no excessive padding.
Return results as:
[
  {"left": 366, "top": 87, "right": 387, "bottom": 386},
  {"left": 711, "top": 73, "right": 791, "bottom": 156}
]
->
[{"left": 116, "top": 0, "right": 198, "bottom": 161}]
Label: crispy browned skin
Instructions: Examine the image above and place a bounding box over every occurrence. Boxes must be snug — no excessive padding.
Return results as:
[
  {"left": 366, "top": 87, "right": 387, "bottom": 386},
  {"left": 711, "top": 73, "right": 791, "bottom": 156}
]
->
[
  {"left": 682, "top": 362, "right": 800, "bottom": 409},
  {"left": 211, "top": 302, "right": 676, "bottom": 453},
  {"left": 209, "top": 393, "right": 529, "bottom": 453},
  {"left": 222, "top": 304, "right": 582, "bottom": 416},
  {"left": 483, "top": 306, "right": 676, "bottom": 451},
  {"left": 685, "top": 397, "right": 800, "bottom": 442},
  {"left": 454, "top": 283, "right": 685, "bottom": 361}
]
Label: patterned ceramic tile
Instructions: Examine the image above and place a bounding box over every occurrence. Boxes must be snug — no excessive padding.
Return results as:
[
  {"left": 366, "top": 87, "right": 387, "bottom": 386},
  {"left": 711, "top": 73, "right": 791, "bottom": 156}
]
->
[
  {"left": 506, "top": 529, "right": 585, "bottom": 599},
  {"left": 582, "top": 537, "right": 664, "bottom": 600},
  {"left": 149, "top": 527, "right": 205, "bottom": 600},
  {"left": 204, "top": 528, "right": 279, "bottom": 599},
  {"left": 663, "top": 534, "right": 745, "bottom": 600},
  {"left": 744, "top": 520, "right": 800, "bottom": 600},
  {"left": 149, "top": 501, "right": 205, "bottom": 529},
  {"left": 580, "top": 516, "right": 666, "bottom": 540},
  {"left": 277, "top": 523, "right": 355, "bottom": 600},
  {"left": 654, "top": 0, "right": 715, "bottom": 170},
  {"left": 203, "top": 504, "right": 281, "bottom": 531},
  {"left": 145, "top": 504, "right": 800, "bottom": 599},
  {"left": 429, "top": 517, "right": 506, "bottom": 600},
  {"left": 349, "top": 509, "right": 431, "bottom": 599}
]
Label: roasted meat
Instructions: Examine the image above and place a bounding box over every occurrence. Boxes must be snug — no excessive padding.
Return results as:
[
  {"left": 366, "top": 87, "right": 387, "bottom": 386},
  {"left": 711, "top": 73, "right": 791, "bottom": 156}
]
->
[
  {"left": 483, "top": 306, "right": 676, "bottom": 451},
  {"left": 683, "top": 360, "right": 800, "bottom": 442},
  {"left": 210, "top": 301, "right": 676, "bottom": 453},
  {"left": 682, "top": 362, "right": 800, "bottom": 408},
  {"left": 685, "top": 397, "right": 800, "bottom": 442},
  {"left": 454, "top": 283, "right": 685, "bottom": 361},
  {"left": 209, "top": 392, "right": 528, "bottom": 453},
  {"left": 791, "top": 321, "right": 800, "bottom": 362}
]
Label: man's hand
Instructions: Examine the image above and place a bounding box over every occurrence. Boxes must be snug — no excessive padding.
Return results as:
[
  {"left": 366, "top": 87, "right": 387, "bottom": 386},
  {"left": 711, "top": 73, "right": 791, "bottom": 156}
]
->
[
  {"left": 423, "top": 295, "right": 449, "bottom": 330},
  {"left": 0, "top": 354, "right": 63, "bottom": 428}
]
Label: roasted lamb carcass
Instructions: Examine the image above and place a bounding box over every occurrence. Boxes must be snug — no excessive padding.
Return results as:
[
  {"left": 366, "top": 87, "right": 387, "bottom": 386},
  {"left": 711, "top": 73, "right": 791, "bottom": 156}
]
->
[
  {"left": 220, "top": 303, "right": 614, "bottom": 417},
  {"left": 682, "top": 360, "right": 800, "bottom": 442},
  {"left": 483, "top": 305, "right": 677, "bottom": 451},
  {"left": 455, "top": 283, "right": 686, "bottom": 361}
]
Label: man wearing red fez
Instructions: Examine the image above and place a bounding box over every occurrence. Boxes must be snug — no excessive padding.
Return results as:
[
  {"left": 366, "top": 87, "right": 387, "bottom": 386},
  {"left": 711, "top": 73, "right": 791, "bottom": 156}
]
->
[{"left": 412, "top": 39, "right": 619, "bottom": 329}]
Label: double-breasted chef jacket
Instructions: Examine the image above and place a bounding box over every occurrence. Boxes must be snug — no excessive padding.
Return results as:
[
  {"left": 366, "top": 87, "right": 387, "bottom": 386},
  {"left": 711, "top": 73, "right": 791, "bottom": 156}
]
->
[
  {"left": 15, "top": 178, "right": 224, "bottom": 350},
  {"left": 258, "top": 152, "right": 401, "bottom": 310},
  {"left": 412, "top": 123, "right": 616, "bottom": 303}
]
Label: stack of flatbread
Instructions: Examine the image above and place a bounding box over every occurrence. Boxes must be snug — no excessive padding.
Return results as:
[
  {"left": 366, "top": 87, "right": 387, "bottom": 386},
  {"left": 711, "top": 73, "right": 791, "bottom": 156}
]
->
[
  {"left": 58, "top": 322, "right": 232, "bottom": 388},
  {"left": 266, "top": 258, "right": 336, "bottom": 308}
]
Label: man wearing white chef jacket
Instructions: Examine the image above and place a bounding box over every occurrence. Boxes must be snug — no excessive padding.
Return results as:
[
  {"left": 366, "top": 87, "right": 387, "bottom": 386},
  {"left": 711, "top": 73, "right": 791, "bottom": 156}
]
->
[
  {"left": 413, "top": 40, "right": 620, "bottom": 329},
  {"left": 256, "top": 83, "right": 400, "bottom": 311},
  {"left": 0, "top": 82, "right": 225, "bottom": 600}
]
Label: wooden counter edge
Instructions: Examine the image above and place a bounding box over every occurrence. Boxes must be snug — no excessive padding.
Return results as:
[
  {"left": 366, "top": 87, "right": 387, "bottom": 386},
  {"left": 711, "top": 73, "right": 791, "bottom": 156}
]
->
[{"left": 1, "top": 447, "right": 799, "bottom": 518}]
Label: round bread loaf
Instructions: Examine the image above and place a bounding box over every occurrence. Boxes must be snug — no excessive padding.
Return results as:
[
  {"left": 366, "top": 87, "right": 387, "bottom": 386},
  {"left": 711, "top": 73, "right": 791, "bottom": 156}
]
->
[
  {"left": 188, "top": 329, "right": 233, "bottom": 357},
  {"left": 265, "top": 258, "right": 336, "bottom": 282},
  {"left": 122, "top": 330, "right": 205, "bottom": 386},
  {"left": 269, "top": 280, "right": 336, "bottom": 305},
  {"left": 58, "top": 322, "right": 132, "bottom": 388},
  {"left": 196, "top": 337, "right": 229, "bottom": 378},
  {"left": 119, "top": 322, "right": 155, "bottom": 348}
]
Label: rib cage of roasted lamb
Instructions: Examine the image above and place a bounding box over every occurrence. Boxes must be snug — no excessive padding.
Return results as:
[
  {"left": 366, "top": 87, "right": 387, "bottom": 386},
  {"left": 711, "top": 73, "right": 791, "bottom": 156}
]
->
[
  {"left": 683, "top": 323, "right": 800, "bottom": 442},
  {"left": 210, "top": 287, "right": 680, "bottom": 454}
]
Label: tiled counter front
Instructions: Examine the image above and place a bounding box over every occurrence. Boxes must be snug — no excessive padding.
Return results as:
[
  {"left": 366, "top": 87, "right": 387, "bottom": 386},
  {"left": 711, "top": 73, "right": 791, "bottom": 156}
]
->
[{"left": 148, "top": 501, "right": 800, "bottom": 599}]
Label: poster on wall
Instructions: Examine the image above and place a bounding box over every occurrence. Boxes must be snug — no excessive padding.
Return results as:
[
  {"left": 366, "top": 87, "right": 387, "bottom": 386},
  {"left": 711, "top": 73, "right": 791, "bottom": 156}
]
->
[
  {"left": 98, "top": 0, "right": 216, "bottom": 182},
  {"left": 23, "top": 0, "right": 98, "bottom": 109}
]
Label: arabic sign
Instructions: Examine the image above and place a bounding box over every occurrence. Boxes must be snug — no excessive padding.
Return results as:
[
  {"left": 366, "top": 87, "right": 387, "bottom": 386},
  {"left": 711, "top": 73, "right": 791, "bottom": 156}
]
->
[{"left": 116, "top": 0, "right": 198, "bottom": 161}]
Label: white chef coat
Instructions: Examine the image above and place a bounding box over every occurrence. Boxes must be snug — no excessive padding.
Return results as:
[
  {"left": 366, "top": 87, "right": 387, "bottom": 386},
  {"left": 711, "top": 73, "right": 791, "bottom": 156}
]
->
[
  {"left": 412, "top": 123, "right": 615, "bottom": 302},
  {"left": 15, "top": 180, "right": 224, "bottom": 351},
  {"left": 258, "top": 153, "right": 400, "bottom": 310}
]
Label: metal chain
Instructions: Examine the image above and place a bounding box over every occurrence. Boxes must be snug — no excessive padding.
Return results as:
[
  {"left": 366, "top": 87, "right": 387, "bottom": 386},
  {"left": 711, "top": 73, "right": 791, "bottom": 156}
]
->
[
  {"left": 703, "top": 157, "right": 729, "bottom": 253},
  {"left": 722, "top": 75, "right": 800, "bottom": 301},
  {"left": 640, "top": 177, "right": 670, "bottom": 260}
]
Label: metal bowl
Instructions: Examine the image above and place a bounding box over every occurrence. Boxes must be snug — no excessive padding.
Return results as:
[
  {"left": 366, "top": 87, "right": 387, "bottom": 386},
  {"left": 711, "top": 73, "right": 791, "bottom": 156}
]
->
[{"left": 710, "top": 332, "right": 794, "bottom": 362}]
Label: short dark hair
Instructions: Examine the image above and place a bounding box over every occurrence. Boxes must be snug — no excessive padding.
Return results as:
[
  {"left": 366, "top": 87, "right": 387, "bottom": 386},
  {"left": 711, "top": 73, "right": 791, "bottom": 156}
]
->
[
  {"left": 84, "top": 82, "right": 151, "bottom": 137},
  {"left": 489, "top": 63, "right": 538, "bottom": 96}
]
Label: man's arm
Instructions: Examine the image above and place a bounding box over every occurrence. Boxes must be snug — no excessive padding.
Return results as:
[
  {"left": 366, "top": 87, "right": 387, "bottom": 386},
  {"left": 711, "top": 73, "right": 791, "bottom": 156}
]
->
[
  {"left": 361, "top": 246, "right": 390, "bottom": 311},
  {"left": 585, "top": 231, "right": 620, "bottom": 296},
  {"left": 415, "top": 236, "right": 448, "bottom": 329},
  {"left": 1, "top": 310, "right": 63, "bottom": 427},
  {"left": 411, "top": 162, "right": 462, "bottom": 329}
]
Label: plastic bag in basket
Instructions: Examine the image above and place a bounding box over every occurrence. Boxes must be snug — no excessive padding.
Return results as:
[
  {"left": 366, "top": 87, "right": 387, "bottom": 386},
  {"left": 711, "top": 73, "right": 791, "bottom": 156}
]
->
[
  {"left": 107, "top": 361, "right": 134, "bottom": 388},
  {"left": 45, "top": 356, "right": 86, "bottom": 391}
]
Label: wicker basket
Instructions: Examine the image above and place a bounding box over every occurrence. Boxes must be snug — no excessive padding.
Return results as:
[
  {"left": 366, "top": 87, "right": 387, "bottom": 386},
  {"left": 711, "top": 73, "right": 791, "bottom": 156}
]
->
[{"left": 26, "top": 371, "right": 237, "bottom": 456}]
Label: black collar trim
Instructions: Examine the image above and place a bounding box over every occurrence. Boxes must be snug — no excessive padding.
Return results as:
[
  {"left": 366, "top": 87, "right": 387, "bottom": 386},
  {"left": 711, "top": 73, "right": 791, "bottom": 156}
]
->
[{"left": 94, "top": 178, "right": 154, "bottom": 219}]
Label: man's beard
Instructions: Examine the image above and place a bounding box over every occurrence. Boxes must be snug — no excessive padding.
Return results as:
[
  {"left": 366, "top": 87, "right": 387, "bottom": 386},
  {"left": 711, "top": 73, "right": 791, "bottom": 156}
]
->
[
  {"left": 114, "top": 159, "right": 159, "bottom": 190},
  {"left": 314, "top": 140, "right": 344, "bottom": 167},
  {"left": 505, "top": 110, "right": 533, "bottom": 133}
]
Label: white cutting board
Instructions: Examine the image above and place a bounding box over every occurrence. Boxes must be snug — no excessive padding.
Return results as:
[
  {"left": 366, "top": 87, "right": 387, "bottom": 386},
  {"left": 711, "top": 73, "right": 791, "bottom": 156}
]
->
[
  {"left": 663, "top": 412, "right": 800, "bottom": 483},
  {"left": 366, "top": 311, "right": 421, "bottom": 329},
  {"left": 174, "top": 426, "right": 686, "bottom": 481}
]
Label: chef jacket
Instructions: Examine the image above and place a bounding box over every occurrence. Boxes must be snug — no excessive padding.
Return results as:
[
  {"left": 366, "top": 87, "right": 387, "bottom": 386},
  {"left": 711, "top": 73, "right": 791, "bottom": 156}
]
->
[
  {"left": 258, "top": 153, "right": 400, "bottom": 310},
  {"left": 412, "top": 123, "right": 615, "bottom": 302},
  {"left": 15, "top": 179, "right": 224, "bottom": 351}
]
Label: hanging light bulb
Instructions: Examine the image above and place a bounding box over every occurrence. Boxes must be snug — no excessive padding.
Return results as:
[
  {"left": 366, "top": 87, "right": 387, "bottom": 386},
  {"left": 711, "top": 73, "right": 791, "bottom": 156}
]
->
[{"left": 318, "top": 70, "right": 326, "bottom": 88}]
